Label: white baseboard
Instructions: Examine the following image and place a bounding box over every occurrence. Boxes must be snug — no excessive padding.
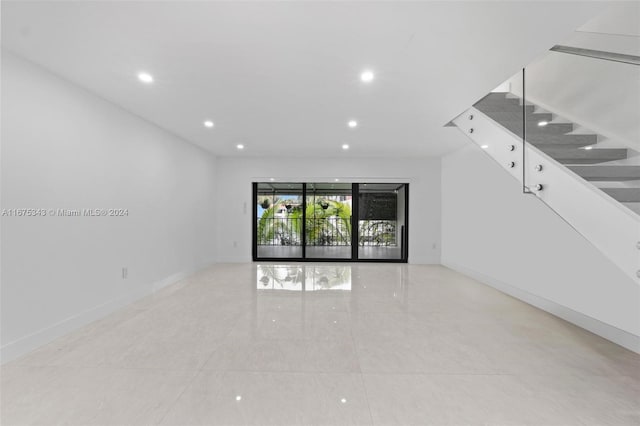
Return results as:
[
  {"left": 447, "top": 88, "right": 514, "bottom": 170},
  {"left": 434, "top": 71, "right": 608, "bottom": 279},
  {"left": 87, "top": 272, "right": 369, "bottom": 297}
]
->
[
  {"left": 0, "top": 260, "right": 216, "bottom": 364},
  {"left": 442, "top": 261, "right": 640, "bottom": 354}
]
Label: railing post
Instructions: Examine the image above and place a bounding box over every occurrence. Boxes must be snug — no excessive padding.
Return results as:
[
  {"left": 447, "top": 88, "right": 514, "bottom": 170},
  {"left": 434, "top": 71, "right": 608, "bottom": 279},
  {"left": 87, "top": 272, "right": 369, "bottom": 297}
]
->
[
  {"left": 302, "top": 183, "right": 307, "bottom": 258},
  {"left": 522, "top": 67, "right": 530, "bottom": 194}
]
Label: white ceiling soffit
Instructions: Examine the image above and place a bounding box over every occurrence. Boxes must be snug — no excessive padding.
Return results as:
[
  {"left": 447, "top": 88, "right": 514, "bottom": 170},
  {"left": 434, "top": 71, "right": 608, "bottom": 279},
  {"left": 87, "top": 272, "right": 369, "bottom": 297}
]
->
[
  {"left": 1, "top": 1, "right": 608, "bottom": 158},
  {"left": 565, "top": 2, "right": 640, "bottom": 57}
]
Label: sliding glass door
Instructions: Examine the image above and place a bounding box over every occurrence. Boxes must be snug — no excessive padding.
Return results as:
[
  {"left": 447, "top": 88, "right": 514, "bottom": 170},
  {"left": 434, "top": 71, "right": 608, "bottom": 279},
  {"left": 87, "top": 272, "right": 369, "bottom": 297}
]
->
[
  {"left": 255, "top": 183, "right": 303, "bottom": 259},
  {"left": 253, "top": 182, "right": 408, "bottom": 262},
  {"left": 358, "top": 183, "right": 406, "bottom": 260},
  {"left": 305, "top": 183, "right": 352, "bottom": 259}
]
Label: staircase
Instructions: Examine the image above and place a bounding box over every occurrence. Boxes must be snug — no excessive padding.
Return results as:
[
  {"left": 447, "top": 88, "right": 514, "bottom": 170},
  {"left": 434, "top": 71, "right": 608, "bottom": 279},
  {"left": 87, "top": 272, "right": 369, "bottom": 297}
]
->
[
  {"left": 474, "top": 93, "right": 640, "bottom": 215},
  {"left": 451, "top": 91, "right": 640, "bottom": 283}
]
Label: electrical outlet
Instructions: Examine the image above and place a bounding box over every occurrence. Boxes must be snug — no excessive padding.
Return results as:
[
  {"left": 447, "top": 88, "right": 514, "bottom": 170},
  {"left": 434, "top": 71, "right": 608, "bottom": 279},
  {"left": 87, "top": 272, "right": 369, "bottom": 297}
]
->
[{"left": 122, "top": 267, "right": 128, "bottom": 279}]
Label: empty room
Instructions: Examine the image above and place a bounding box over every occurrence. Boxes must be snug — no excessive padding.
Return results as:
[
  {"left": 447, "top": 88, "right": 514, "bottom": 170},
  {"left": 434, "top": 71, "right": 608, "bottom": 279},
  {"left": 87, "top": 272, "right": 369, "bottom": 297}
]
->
[{"left": 1, "top": 1, "right": 639, "bottom": 425}]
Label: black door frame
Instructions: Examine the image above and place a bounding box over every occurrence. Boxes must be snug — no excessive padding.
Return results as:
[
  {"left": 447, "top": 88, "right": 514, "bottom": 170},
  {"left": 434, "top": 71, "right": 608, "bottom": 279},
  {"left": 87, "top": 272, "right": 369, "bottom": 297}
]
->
[{"left": 252, "top": 182, "right": 409, "bottom": 263}]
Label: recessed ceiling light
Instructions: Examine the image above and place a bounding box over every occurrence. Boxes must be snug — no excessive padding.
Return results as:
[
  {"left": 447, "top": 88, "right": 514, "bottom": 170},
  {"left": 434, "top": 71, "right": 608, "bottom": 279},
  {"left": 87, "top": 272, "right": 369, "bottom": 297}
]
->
[
  {"left": 537, "top": 121, "right": 548, "bottom": 127},
  {"left": 334, "top": 178, "right": 339, "bottom": 182},
  {"left": 270, "top": 178, "right": 275, "bottom": 181},
  {"left": 348, "top": 120, "right": 358, "bottom": 128},
  {"left": 584, "top": 146, "right": 593, "bottom": 150},
  {"left": 235, "top": 395, "right": 242, "bottom": 401},
  {"left": 342, "top": 144, "right": 349, "bottom": 150},
  {"left": 204, "top": 120, "right": 214, "bottom": 128},
  {"left": 236, "top": 144, "right": 244, "bottom": 150},
  {"left": 340, "top": 398, "right": 348, "bottom": 404},
  {"left": 360, "top": 70, "right": 374, "bottom": 83},
  {"left": 137, "top": 72, "right": 154, "bottom": 84},
  {"left": 481, "top": 144, "right": 489, "bottom": 149}
]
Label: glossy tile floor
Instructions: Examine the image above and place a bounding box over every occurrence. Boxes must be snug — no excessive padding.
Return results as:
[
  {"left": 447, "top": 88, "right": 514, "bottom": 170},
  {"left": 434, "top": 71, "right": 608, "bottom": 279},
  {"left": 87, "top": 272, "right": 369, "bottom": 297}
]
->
[{"left": 2, "top": 263, "right": 639, "bottom": 425}]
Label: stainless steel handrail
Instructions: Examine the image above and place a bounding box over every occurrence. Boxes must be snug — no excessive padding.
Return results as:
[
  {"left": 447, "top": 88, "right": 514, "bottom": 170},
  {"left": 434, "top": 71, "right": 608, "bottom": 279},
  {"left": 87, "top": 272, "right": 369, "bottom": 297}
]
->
[{"left": 550, "top": 45, "right": 640, "bottom": 66}]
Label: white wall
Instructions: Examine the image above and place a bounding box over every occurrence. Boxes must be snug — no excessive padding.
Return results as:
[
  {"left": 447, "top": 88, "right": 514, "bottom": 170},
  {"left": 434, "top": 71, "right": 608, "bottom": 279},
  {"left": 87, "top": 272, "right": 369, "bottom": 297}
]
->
[
  {"left": 506, "top": 4, "right": 640, "bottom": 153},
  {"left": 441, "top": 145, "right": 640, "bottom": 351},
  {"left": 508, "top": 52, "right": 640, "bottom": 152},
  {"left": 1, "top": 52, "right": 218, "bottom": 362},
  {"left": 215, "top": 157, "right": 441, "bottom": 264}
]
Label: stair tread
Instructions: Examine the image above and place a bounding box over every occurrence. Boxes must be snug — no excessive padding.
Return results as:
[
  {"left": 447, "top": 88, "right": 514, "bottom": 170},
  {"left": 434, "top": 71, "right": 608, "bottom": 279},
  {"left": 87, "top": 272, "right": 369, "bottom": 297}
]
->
[
  {"left": 474, "top": 93, "right": 534, "bottom": 113},
  {"left": 623, "top": 202, "right": 640, "bottom": 215},
  {"left": 476, "top": 103, "right": 535, "bottom": 113},
  {"left": 537, "top": 146, "right": 628, "bottom": 164},
  {"left": 481, "top": 118, "right": 594, "bottom": 144},
  {"left": 568, "top": 165, "right": 640, "bottom": 181},
  {"left": 463, "top": 92, "right": 637, "bottom": 212},
  {"left": 479, "top": 111, "right": 552, "bottom": 121},
  {"left": 501, "top": 122, "right": 574, "bottom": 135},
  {"left": 601, "top": 188, "right": 640, "bottom": 202},
  {"left": 527, "top": 134, "right": 598, "bottom": 145}
]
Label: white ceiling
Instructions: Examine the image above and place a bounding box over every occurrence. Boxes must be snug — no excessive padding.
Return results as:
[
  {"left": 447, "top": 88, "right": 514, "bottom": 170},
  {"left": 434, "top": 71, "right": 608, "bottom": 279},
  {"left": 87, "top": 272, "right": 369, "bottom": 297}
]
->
[{"left": 1, "top": 1, "right": 607, "bottom": 157}]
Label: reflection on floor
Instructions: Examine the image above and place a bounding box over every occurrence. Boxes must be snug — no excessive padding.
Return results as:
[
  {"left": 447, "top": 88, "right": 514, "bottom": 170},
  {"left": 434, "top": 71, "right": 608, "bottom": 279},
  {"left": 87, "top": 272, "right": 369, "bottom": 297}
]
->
[
  {"left": 2, "top": 263, "right": 639, "bottom": 425},
  {"left": 257, "top": 264, "right": 352, "bottom": 291}
]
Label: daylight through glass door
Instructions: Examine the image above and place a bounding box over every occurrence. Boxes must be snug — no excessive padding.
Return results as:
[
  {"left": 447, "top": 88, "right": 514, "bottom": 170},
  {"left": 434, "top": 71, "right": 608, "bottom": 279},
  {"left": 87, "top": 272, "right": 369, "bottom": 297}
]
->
[{"left": 253, "top": 182, "right": 408, "bottom": 262}]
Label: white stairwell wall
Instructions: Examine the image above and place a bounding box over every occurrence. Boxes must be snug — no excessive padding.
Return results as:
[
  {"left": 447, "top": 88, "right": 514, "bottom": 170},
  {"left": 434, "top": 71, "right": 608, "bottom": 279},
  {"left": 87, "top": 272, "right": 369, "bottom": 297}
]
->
[
  {"left": 507, "top": 2, "right": 640, "bottom": 152},
  {"left": 1, "top": 52, "right": 219, "bottom": 363},
  {"left": 441, "top": 145, "right": 640, "bottom": 352},
  {"left": 507, "top": 52, "right": 640, "bottom": 153},
  {"left": 452, "top": 104, "right": 639, "bottom": 284}
]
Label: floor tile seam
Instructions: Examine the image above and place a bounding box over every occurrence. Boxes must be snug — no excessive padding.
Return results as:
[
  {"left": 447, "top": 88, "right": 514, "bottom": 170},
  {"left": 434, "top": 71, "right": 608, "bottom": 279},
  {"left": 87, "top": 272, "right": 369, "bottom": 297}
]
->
[
  {"left": 352, "top": 371, "right": 374, "bottom": 426},
  {"left": 154, "top": 368, "right": 203, "bottom": 425},
  {"left": 223, "top": 336, "right": 358, "bottom": 342},
  {"left": 14, "top": 309, "right": 154, "bottom": 365},
  {"left": 197, "top": 313, "right": 250, "bottom": 372},
  {"left": 358, "top": 370, "right": 510, "bottom": 375},
  {"left": 346, "top": 306, "right": 375, "bottom": 425},
  {"left": 3, "top": 360, "right": 62, "bottom": 369},
  {"left": 345, "top": 305, "right": 363, "bottom": 376},
  {"left": 198, "top": 367, "right": 363, "bottom": 374},
  {"left": 209, "top": 370, "right": 365, "bottom": 378},
  {"left": 485, "top": 372, "right": 640, "bottom": 379},
  {"left": 149, "top": 261, "right": 221, "bottom": 425},
  {"left": 358, "top": 371, "right": 640, "bottom": 379},
  {"left": 1, "top": 365, "right": 207, "bottom": 375},
  {"left": 103, "top": 366, "right": 207, "bottom": 373},
  {"left": 217, "top": 336, "right": 353, "bottom": 342},
  {"left": 360, "top": 372, "right": 520, "bottom": 377}
]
